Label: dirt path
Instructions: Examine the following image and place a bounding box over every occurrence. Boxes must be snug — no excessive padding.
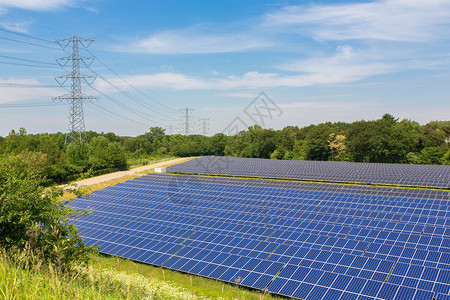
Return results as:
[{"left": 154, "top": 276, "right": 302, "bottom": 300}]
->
[{"left": 69, "top": 157, "right": 193, "bottom": 187}]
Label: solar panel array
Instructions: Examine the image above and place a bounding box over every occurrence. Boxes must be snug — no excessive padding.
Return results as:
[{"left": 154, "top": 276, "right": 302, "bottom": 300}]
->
[
  {"left": 166, "top": 156, "right": 450, "bottom": 188},
  {"left": 70, "top": 174, "right": 450, "bottom": 299}
]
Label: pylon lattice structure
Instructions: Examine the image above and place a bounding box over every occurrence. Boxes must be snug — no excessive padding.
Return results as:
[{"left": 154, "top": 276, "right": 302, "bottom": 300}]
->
[
  {"left": 54, "top": 35, "right": 99, "bottom": 144},
  {"left": 180, "top": 107, "right": 195, "bottom": 135},
  {"left": 199, "top": 118, "right": 210, "bottom": 136}
]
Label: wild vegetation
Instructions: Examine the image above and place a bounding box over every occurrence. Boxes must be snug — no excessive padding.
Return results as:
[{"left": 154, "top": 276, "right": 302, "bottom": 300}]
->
[
  {"left": 0, "top": 114, "right": 449, "bottom": 185},
  {"left": 0, "top": 155, "right": 283, "bottom": 299},
  {"left": 0, "top": 155, "right": 94, "bottom": 271}
]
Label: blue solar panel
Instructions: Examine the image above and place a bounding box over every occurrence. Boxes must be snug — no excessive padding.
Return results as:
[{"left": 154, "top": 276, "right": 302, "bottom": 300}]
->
[
  {"left": 437, "top": 294, "right": 450, "bottom": 300},
  {"left": 167, "top": 156, "right": 450, "bottom": 188},
  {"left": 69, "top": 173, "right": 450, "bottom": 299}
]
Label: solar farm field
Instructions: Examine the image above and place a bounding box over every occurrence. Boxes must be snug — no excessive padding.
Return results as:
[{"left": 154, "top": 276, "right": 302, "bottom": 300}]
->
[
  {"left": 70, "top": 169, "right": 450, "bottom": 300},
  {"left": 167, "top": 156, "right": 450, "bottom": 189}
]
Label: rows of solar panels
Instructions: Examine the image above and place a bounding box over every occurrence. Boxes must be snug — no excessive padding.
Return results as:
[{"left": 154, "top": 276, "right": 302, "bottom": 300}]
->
[
  {"left": 166, "top": 156, "right": 450, "bottom": 188},
  {"left": 70, "top": 174, "right": 450, "bottom": 299}
]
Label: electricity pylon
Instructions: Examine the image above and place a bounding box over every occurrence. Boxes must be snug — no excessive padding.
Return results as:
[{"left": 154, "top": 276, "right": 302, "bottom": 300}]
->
[
  {"left": 54, "top": 35, "right": 98, "bottom": 144},
  {"left": 199, "top": 118, "right": 210, "bottom": 136},
  {"left": 180, "top": 107, "right": 194, "bottom": 135}
]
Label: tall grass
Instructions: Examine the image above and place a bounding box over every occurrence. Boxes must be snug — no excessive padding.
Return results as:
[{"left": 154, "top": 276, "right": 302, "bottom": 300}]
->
[
  {"left": 0, "top": 248, "right": 215, "bottom": 299},
  {"left": 92, "top": 255, "right": 285, "bottom": 300}
]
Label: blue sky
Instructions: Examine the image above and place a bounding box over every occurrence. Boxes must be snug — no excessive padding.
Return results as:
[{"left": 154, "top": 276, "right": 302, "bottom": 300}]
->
[{"left": 1, "top": 0, "right": 449, "bottom": 137}]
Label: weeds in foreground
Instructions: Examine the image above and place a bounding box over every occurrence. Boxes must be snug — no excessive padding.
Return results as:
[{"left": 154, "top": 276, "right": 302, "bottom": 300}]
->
[{"left": 0, "top": 249, "right": 215, "bottom": 299}]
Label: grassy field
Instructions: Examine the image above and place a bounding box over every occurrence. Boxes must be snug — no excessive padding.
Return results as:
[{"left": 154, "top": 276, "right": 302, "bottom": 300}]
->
[
  {"left": 91, "top": 254, "right": 286, "bottom": 300},
  {"left": 0, "top": 247, "right": 287, "bottom": 299},
  {"left": 0, "top": 248, "right": 211, "bottom": 299}
]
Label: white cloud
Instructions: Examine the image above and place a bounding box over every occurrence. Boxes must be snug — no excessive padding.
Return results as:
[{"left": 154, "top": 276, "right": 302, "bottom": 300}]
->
[
  {"left": 97, "top": 67, "right": 389, "bottom": 92},
  {"left": 95, "top": 73, "right": 210, "bottom": 91},
  {"left": 265, "top": 0, "right": 450, "bottom": 42},
  {"left": 216, "top": 92, "right": 262, "bottom": 99},
  {"left": 279, "top": 45, "right": 394, "bottom": 84},
  {"left": 0, "top": 21, "right": 32, "bottom": 33},
  {"left": 0, "top": 0, "right": 74, "bottom": 11},
  {"left": 114, "top": 28, "right": 269, "bottom": 54}
]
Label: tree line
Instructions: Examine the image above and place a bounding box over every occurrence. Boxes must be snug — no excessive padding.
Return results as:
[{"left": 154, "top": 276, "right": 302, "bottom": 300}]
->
[{"left": 1, "top": 114, "right": 449, "bottom": 184}]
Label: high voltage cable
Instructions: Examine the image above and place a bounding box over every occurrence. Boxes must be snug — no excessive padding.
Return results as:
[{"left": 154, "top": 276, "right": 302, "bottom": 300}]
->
[
  {"left": 89, "top": 85, "right": 169, "bottom": 127},
  {"left": 0, "top": 61, "right": 61, "bottom": 69},
  {"left": 86, "top": 65, "right": 177, "bottom": 120},
  {"left": 0, "top": 36, "right": 61, "bottom": 50},
  {"left": 0, "top": 54, "right": 58, "bottom": 66},
  {"left": 87, "top": 68, "right": 177, "bottom": 121},
  {"left": 0, "top": 83, "right": 61, "bottom": 88},
  {"left": 0, "top": 103, "right": 65, "bottom": 108},
  {"left": 85, "top": 48, "right": 178, "bottom": 114},
  {"left": 0, "top": 27, "right": 56, "bottom": 44},
  {"left": 88, "top": 102, "right": 150, "bottom": 127}
]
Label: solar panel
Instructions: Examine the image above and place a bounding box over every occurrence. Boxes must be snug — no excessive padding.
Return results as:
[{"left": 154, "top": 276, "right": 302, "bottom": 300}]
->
[
  {"left": 167, "top": 156, "right": 450, "bottom": 188},
  {"left": 70, "top": 174, "right": 450, "bottom": 299}
]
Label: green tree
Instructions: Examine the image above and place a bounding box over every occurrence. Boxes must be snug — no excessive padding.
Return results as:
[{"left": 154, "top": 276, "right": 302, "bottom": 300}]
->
[
  {"left": 347, "top": 114, "right": 415, "bottom": 163},
  {"left": 0, "top": 155, "right": 94, "bottom": 270},
  {"left": 328, "top": 134, "right": 347, "bottom": 161},
  {"left": 417, "top": 146, "right": 448, "bottom": 165},
  {"left": 88, "top": 136, "right": 126, "bottom": 170},
  {"left": 305, "top": 123, "right": 332, "bottom": 161},
  {"left": 442, "top": 150, "right": 450, "bottom": 165},
  {"left": 144, "top": 127, "right": 166, "bottom": 143},
  {"left": 66, "top": 141, "right": 89, "bottom": 168}
]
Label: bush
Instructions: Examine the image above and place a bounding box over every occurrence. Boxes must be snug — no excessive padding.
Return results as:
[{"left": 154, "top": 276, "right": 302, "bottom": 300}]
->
[{"left": 0, "top": 154, "right": 95, "bottom": 271}]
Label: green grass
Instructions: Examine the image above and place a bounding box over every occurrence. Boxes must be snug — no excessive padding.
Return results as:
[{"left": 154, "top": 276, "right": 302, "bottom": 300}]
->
[
  {"left": 91, "top": 254, "right": 288, "bottom": 300},
  {"left": 0, "top": 248, "right": 213, "bottom": 299},
  {"left": 0, "top": 247, "right": 289, "bottom": 299}
]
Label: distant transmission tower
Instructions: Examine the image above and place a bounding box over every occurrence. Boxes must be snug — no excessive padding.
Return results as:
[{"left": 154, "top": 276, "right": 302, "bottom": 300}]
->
[
  {"left": 54, "top": 35, "right": 98, "bottom": 144},
  {"left": 199, "top": 118, "right": 210, "bottom": 136},
  {"left": 180, "top": 107, "right": 194, "bottom": 135}
]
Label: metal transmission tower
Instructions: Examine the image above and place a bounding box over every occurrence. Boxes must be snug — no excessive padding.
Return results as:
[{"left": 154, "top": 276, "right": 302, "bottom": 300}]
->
[
  {"left": 54, "top": 35, "right": 98, "bottom": 144},
  {"left": 180, "top": 107, "right": 194, "bottom": 135},
  {"left": 199, "top": 118, "right": 210, "bottom": 136}
]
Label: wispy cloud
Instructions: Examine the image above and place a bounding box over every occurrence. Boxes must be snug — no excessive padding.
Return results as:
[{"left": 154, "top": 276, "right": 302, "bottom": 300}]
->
[
  {"left": 113, "top": 27, "right": 269, "bottom": 54},
  {"left": 0, "top": 0, "right": 74, "bottom": 11},
  {"left": 106, "top": 1, "right": 450, "bottom": 92},
  {"left": 95, "top": 73, "right": 210, "bottom": 91},
  {"left": 265, "top": 0, "right": 450, "bottom": 42},
  {"left": 278, "top": 45, "right": 395, "bottom": 84},
  {"left": 102, "top": 45, "right": 396, "bottom": 91},
  {"left": 0, "top": 20, "right": 32, "bottom": 33}
]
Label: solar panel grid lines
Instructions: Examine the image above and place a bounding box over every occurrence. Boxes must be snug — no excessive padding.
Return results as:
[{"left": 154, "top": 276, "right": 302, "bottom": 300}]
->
[
  {"left": 69, "top": 174, "right": 450, "bottom": 299},
  {"left": 167, "top": 156, "right": 450, "bottom": 188}
]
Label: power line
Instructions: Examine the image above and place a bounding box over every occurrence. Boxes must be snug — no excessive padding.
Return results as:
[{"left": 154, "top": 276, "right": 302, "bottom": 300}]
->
[
  {"left": 87, "top": 67, "right": 177, "bottom": 121},
  {"left": 0, "top": 27, "right": 56, "bottom": 44},
  {"left": 85, "top": 49, "right": 178, "bottom": 114},
  {"left": 0, "top": 36, "right": 61, "bottom": 50},
  {"left": 89, "top": 85, "right": 169, "bottom": 127},
  {"left": 0, "top": 61, "right": 61, "bottom": 69},
  {"left": 88, "top": 102, "right": 150, "bottom": 127},
  {"left": 0, "top": 103, "right": 65, "bottom": 108},
  {"left": 0, "top": 54, "right": 58, "bottom": 65},
  {"left": 0, "top": 83, "right": 61, "bottom": 88}
]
